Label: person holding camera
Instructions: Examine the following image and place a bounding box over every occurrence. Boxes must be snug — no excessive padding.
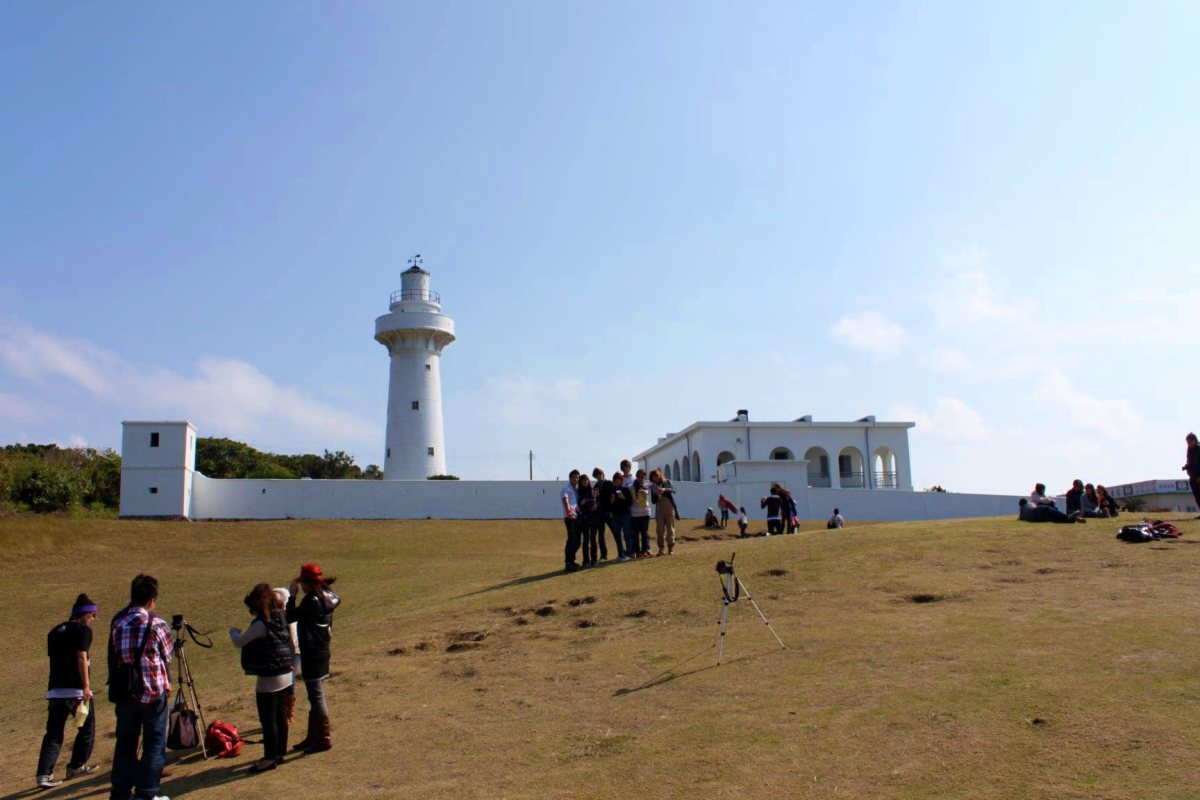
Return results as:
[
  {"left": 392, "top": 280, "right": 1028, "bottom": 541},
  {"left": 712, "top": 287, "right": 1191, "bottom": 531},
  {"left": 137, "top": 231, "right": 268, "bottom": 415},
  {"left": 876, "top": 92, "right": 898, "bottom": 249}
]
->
[
  {"left": 650, "top": 468, "right": 677, "bottom": 556},
  {"left": 229, "top": 583, "right": 296, "bottom": 772},
  {"left": 287, "top": 563, "right": 340, "bottom": 754},
  {"left": 35, "top": 594, "right": 99, "bottom": 790},
  {"left": 108, "top": 574, "right": 173, "bottom": 800}
]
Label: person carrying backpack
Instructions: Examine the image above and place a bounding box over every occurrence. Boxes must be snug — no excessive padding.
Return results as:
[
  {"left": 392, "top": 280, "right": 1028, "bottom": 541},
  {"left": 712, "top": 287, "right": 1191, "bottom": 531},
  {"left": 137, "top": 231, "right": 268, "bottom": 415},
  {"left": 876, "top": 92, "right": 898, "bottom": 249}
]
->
[{"left": 229, "top": 584, "right": 295, "bottom": 773}]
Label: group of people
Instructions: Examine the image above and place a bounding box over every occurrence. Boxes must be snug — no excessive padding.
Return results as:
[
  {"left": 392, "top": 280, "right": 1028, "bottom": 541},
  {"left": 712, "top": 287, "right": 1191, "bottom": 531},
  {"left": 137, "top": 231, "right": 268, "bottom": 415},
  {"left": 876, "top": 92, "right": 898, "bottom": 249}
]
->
[
  {"left": 1018, "top": 481, "right": 1118, "bottom": 524},
  {"left": 559, "top": 460, "right": 680, "bottom": 570},
  {"left": 35, "top": 564, "right": 340, "bottom": 798}
]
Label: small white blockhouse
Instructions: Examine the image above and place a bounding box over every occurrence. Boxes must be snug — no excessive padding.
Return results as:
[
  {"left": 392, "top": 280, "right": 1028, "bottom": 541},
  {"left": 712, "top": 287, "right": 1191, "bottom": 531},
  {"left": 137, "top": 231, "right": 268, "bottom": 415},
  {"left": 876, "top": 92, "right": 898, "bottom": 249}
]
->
[
  {"left": 119, "top": 421, "right": 197, "bottom": 518},
  {"left": 633, "top": 410, "right": 914, "bottom": 491}
]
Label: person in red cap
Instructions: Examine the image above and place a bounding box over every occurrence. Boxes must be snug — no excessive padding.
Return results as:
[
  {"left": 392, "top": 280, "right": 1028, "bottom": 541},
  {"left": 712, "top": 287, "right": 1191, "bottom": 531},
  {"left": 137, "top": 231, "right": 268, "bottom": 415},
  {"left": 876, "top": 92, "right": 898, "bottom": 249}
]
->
[{"left": 286, "top": 563, "right": 340, "bottom": 753}]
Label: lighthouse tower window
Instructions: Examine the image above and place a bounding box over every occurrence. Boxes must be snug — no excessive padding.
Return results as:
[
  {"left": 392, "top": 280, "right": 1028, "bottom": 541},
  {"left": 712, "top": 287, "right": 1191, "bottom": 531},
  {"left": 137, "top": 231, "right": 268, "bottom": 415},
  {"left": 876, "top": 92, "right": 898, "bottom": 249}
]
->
[
  {"left": 412, "top": 401, "right": 420, "bottom": 410},
  {"left": 427, "top": 447, "right": 435, "bottom": 456}
]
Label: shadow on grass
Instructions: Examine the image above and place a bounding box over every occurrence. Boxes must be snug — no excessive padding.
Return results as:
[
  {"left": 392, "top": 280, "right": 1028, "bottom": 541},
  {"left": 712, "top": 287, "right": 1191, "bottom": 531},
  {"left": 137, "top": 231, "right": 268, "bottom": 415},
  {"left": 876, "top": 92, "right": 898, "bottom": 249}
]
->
[
  {"left": 451, "top": 558, "right": 634, "bottom": 600},
  {"left": 3, "top": 737, "right": 280, "bottom": 800}
]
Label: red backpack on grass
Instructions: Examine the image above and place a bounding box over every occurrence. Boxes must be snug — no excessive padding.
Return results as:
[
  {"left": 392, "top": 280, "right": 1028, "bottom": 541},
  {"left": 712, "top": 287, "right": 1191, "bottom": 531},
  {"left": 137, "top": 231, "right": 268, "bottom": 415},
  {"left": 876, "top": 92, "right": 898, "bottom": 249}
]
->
[{"left": 204, "top": 720, "right": 243, "bottom": 758}]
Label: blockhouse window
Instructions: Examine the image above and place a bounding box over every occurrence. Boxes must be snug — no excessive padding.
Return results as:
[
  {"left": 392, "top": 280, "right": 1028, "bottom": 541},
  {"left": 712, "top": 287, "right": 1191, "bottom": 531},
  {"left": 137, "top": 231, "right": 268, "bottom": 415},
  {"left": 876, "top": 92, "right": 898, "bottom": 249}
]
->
[
  {"left": 427, "top": 447, "right": 435, "bottom": 456},
  {"left": 412, "top": 401, "right": 420, "bottom": 410},
  {"left": 149, "top": 487, "right": 158, "bottom": 494},
  {"left": 386, "top": 448, "right": 391, "bottom": 458},
  {"left": 150, "top": 432, "right": 160, "bottom": 447}
]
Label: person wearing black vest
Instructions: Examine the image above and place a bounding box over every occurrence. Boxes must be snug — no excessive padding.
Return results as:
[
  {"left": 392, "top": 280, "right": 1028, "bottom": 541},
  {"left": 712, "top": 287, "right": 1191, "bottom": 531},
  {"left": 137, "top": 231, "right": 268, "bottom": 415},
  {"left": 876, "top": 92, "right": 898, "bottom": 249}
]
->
[
  {"left": 229, "top": 583, "right": 295, "bottom": 773},
  {"left": 287, "top": 562, "right": 340, "bottom": 754}
]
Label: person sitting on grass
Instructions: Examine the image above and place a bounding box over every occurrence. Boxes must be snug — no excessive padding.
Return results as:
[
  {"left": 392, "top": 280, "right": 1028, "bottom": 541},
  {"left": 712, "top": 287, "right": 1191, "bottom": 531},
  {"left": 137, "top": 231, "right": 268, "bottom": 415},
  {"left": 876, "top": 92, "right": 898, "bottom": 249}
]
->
[
  {"left": 1081, "top": 483, "right": 1103, "bottom": 518},
  {"left": 1029, "top": 483, "right": 1056, "bottom": 507},
  {"left": 1018, "top": 498, "right": 1084, "bottom": 524},
  {"left": 704, "top": 508, "right": 719, "bottom": 528},
  {"left": 1096, "top": 485, "right": 1119, "bottom": 518},
  {"left": 827, "top": 508, "right": 845, "bottom": 529}
]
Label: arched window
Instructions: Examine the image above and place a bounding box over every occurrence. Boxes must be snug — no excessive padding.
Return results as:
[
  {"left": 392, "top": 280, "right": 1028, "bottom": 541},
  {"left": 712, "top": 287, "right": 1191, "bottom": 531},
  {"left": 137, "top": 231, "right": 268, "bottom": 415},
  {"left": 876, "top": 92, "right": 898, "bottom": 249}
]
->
[
  {"left": 672, "top": 460, "right": 680, "bottom": 481},
  {"left": 691, "top": 451, "right": 701, "bottom": 482},
  {"left": 716, "top": 451, "right": 735, "bottom": 466},
  {"left": 770, "top": 447, "right": 794, "bottom": 461},
  {"left": 682, "top": 456, "right": 692, "bottom": 481}
]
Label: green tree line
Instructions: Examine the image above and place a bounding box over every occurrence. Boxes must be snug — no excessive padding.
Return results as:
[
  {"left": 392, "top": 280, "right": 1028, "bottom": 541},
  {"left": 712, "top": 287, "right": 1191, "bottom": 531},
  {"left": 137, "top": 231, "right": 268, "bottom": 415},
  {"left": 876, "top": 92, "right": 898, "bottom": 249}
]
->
[
  {"left": 195, "top": 437, "right": 383, "bottom": 481},
  {"left": 0, "top": 438, "right": 385, "bottom": 514},
  {"left": 0, "top": 444, "right": 121, "bottom": 514}
]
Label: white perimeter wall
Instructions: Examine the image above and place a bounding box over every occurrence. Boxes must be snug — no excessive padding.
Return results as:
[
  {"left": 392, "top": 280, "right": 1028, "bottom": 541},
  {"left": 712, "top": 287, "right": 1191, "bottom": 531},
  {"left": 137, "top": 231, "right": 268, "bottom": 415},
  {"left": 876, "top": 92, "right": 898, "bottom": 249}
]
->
[{"left": 188, "top": 474, "right": 1018, "bottom": 521}]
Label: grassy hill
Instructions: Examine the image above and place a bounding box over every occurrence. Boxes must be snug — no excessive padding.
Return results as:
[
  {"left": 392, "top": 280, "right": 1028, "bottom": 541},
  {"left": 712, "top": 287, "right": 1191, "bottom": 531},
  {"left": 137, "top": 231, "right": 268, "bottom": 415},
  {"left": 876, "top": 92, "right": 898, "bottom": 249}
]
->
[{"left": 1, "top": 513, "right": 1198, "bottom": 799}]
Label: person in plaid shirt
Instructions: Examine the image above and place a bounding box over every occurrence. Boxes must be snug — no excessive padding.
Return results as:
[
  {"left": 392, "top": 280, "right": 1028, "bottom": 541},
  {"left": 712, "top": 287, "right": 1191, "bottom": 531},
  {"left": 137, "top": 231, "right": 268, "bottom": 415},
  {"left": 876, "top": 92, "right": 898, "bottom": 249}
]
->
[{"left": 108, "top": 574, "right": 173, "bottom": 800}]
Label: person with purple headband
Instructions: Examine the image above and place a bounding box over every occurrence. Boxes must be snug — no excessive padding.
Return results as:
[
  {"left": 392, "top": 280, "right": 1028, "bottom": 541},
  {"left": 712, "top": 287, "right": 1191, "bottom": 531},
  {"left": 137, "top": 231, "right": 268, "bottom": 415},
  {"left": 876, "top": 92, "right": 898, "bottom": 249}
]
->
[{"left": 36, "top": 594, "right": 99, "bottom": 790}]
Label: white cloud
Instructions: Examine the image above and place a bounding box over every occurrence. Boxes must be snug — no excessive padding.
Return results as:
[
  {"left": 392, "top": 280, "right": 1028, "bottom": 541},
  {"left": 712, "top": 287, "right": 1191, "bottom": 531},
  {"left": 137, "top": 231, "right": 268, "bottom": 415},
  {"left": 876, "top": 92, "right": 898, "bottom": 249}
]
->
[
  {"left": 1032, "top": 371, "right": 1141, "bottom": 440},
  {"left": 892, "top": 397, "right": 992, "bottom": 443},
  {"left": 830, "top": 312, "right": 908, "bottom": 360},
  {"left": 927, "top": 269, "right": 1026, "bottom": 331},
  {"left": 0, "top": 318, "right": 379, "bottom": 451}
]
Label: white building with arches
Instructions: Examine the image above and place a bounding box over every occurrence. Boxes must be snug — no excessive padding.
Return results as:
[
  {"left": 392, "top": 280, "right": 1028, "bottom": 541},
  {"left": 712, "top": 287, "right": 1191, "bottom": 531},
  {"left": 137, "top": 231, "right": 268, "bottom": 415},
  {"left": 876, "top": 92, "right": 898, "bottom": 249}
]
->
[{"left": 632, "top": 410, "right": 914, "bottom": 491}]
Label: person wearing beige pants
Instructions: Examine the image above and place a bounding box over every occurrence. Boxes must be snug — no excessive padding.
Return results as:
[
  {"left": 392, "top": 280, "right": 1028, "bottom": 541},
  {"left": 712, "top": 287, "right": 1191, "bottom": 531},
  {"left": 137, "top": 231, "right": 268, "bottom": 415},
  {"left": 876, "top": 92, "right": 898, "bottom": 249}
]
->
[{"left": 650, "top": 469, "right": 678, "bottom": 556}]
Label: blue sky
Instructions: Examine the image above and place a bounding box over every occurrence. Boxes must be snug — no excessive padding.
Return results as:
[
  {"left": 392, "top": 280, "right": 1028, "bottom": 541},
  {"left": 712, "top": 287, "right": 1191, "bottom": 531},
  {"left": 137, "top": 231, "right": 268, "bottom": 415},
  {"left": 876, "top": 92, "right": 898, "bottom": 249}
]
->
[{"left": 2, "top": 2, "right": 1197, "bottom": 493}]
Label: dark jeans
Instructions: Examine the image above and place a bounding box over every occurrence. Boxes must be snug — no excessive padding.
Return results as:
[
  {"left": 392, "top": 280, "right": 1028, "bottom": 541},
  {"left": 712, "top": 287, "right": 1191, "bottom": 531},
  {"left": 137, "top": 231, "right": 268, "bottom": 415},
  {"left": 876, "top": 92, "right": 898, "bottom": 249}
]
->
[
  {"left": 563, "top": 516, "right": 581, "bottom": 568},
  {"left": 111, "top": 695, "right": 168, "bottom": 800},
  {"left": 631, "top": 516, "right": 650, "bottom": 554},
  {"left": 608, "top": 513, "right": 631, "bottom": 558},
  {"left": 303, "top": 677, "right": 328, "bottom": 717},
  {"left": 582, "top": 515, "right": 605, "bottom": 564},
  {"left": 1022, "top": 505, "right": 1075, "bottom": 523},
  {"left": 767, "top": 519, "right": 783, "bottom": 535},
  {"left": 720, "top": 508, "right": 729, "bottom": 527},
  {"left": 256, "top": 688, "right": 291, "bottom": 760},
  {"left": 1191, "top": 478, "right": 1200, "bottom": 511},
  {"left": 37, "top": 697, "right": 94, "bottom": 776}
]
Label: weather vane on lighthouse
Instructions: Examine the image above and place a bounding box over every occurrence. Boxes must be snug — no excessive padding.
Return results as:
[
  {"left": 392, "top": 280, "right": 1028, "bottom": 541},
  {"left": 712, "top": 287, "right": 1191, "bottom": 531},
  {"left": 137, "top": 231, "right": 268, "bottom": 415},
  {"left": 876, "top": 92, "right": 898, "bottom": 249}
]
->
[{"left": 408, "top": 254, "right": 423, "bottom": 268}]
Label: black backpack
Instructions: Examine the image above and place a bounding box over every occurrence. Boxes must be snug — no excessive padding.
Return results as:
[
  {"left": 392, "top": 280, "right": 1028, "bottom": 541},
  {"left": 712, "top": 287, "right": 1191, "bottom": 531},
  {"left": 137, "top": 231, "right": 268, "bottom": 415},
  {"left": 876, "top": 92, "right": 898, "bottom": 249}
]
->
[{"left": 107, "top": 611, "right": 154, "bottom": 704}]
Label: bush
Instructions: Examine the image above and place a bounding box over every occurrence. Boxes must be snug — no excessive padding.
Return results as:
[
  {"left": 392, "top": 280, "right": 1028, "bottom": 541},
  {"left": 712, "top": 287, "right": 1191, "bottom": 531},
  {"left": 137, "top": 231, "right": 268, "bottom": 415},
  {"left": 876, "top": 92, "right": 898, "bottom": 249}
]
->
[
  {"left": 428, "top": 474, "right": 460, "bottom": 480},
  {"left": 246, "top": 462, "right": 298, "bottom": 480},
  {"left": 14, "top": 461, "right": 78, "bottom": 512}
]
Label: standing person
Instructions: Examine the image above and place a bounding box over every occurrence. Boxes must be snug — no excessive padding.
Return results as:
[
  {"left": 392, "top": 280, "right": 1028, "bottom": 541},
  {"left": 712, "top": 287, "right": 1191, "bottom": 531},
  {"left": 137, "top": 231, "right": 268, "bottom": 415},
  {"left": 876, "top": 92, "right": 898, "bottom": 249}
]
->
[
  {"left": 1184, "top": 433, "right": 1200, "bottom": 518},
  {"left": 576, "top": 474, "right": 599, "bottom": 568},
  {"left": 630, "top": 469, "right": 652, "bottom": 558},
  {"left": 287, "top": 563, "right": 340, "bottom": 754},
  {"left": 774, "top": 484, "right": 799, "bottom": 533},
  {"left": 650, "top": 469, "right": 677, "bottom": 556},
  {"left": 591, "top": 468, "right": 613, "bottom": 561},
  {"left": 717, "top": 494, "right": 736, "bottom": 528},
  {"left": 108, "top": 574, "right": 173, "bottom": 800},
  {"left": 761, "top": 487, "right": 783, "bottom": 535},
  {"left": 35, "top": 594, "right": 99, "bottom": 790},
  {"left": 230, "top": 583, "right": 295, "bottom": 773},
  {"left": 610, "top": 472, "right": 634, "bottom": 562},
  {"left": 560, "top": 469, "right": 581, "bottom": 573},
  {"left": 737, "top": 506, "right": 749, "bottom": 537}
]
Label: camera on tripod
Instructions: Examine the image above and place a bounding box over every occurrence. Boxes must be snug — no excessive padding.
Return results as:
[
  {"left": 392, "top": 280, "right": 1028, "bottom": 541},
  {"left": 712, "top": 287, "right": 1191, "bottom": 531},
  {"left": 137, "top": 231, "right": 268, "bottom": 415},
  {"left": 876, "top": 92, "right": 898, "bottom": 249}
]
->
[
  {"left": 715, "top": 556, "right": 736, "bottom": 576},
  {"left": 171, "top": 614, "right": 185, "bottom": 631}
]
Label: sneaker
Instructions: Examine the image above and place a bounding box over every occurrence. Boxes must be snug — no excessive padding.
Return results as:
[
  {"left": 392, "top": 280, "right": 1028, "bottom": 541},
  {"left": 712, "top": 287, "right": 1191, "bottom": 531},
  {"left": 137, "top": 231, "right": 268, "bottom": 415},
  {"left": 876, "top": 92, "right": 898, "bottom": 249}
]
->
[
  {"left": 617, "top": 555, "right": 631, "bottom": 562},
  {"left": 37, "top": 775, "right": 62, "bottom": 789},
  {"left": 66, "top": 764, "right": 97, "bottom": 778}
]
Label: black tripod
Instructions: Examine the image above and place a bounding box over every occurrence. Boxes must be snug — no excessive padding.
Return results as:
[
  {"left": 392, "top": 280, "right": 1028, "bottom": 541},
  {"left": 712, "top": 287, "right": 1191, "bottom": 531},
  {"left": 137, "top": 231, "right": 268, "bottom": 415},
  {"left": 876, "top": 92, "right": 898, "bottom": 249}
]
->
[
  {"left": 171, "top": 618, "right": 212, "bottom": 758},
  {"left": 715, "top": 553, "right": 786, "bottom": 665}
]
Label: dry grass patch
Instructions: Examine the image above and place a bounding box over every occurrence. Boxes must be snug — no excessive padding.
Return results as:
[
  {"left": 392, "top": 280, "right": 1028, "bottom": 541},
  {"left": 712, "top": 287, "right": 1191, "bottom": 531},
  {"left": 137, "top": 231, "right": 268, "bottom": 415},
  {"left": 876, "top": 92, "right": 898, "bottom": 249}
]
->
[{"left": 1, "top": 514, "right": 1199, "bottom": 798}]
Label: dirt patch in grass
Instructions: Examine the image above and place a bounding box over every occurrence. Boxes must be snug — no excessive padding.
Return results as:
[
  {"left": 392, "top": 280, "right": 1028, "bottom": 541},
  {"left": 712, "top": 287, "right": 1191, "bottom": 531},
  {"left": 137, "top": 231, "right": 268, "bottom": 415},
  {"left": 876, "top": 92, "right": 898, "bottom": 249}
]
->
[
  {"left": 906, "top": 592, "right": 950, "bottom": 604},
  {"left": 535, "top": 605, "right": 557, "bottom": 617},
  {"left": 567, "top": 596, "right": 596, "bottom": 607},
  {"left": 761, "top": 568, "right": 789, "bottom": 577}
]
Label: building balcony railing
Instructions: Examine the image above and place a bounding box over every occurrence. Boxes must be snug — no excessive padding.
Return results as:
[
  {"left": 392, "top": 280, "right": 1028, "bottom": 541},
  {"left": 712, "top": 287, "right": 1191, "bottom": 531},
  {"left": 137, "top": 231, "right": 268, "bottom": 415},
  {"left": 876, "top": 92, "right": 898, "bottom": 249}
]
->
[
  {"left": 807, "top": 472, "right": 831, "bottom": 488},
  {"left": 839, "top": 471, "right": 865, "bottom": 489},
  {"left": 874, "top": 470, "right": 900, "bottom": 489},
  {"left": 390, "top": 289, "right": 441, "bottom": 306}
]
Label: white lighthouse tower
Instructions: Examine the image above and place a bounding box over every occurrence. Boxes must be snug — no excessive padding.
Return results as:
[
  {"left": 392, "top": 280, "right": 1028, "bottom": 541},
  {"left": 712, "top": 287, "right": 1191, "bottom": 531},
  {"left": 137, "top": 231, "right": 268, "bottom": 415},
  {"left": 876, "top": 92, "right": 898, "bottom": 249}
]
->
[{"left": 375, "top": 257, "right": 456, "bottom": 479}]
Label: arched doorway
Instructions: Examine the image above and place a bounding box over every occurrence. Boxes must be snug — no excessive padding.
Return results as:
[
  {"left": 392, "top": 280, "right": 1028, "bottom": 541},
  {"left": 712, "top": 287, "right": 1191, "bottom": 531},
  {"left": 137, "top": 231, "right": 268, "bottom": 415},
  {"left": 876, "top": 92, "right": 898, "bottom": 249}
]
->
[
  {"left": 691, "top": 451, "right": 701, "bottom": 482},
  {"left": 716, "top": 451, "right": 735, "bottom": 466},
  {"left": 804, "top": 446, "right": 830, "bottom": 487},
  {"left": 872, "top": 447, "right": 898, "bottom": 489},
  {"left": 838, "top": 447, "right": 865, "bottom": 488}
]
